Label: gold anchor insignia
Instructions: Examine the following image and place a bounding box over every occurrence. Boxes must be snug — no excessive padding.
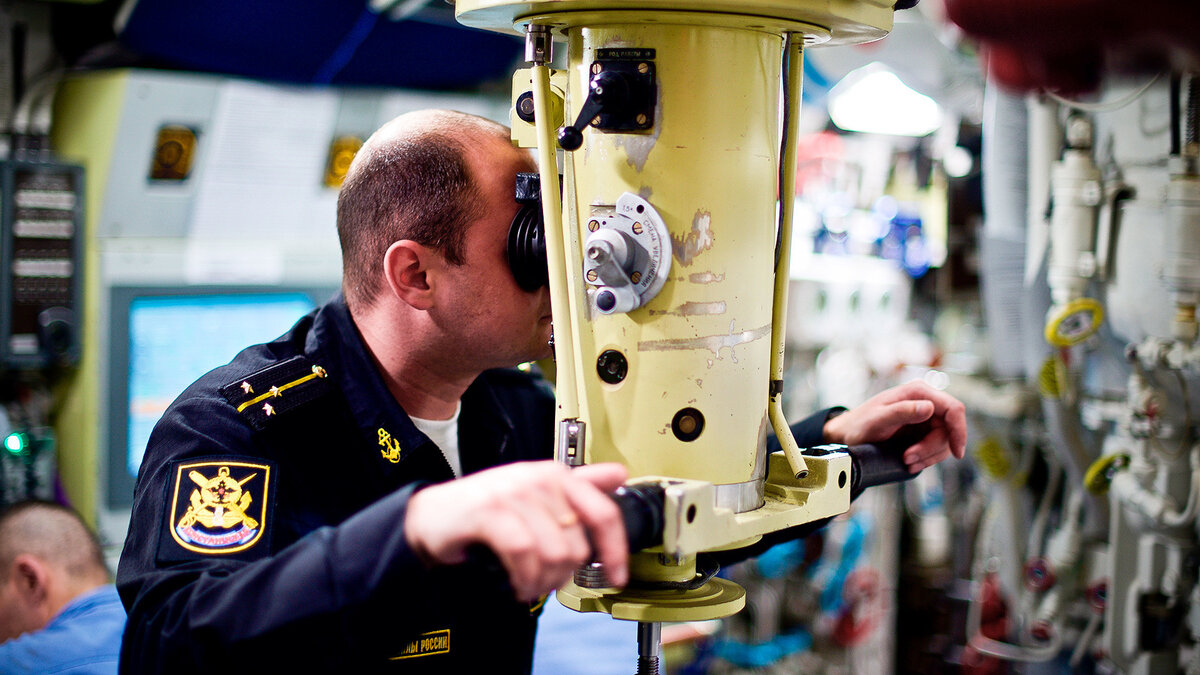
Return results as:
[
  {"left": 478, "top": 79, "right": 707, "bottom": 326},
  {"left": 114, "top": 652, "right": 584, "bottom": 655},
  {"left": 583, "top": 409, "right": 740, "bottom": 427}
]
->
[
  {"left": 378, "top": 427, "right": 402, "bottom": 463},
  {"left": 241, "top": 381, "right": 253, "bottom": 394},
  {"left": 178, "top": 466, "right": 259, "bottom": 531}
]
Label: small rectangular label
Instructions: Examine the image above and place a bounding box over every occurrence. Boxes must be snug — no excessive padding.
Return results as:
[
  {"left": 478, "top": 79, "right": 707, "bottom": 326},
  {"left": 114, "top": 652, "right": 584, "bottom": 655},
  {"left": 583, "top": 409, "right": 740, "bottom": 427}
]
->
[
  {"left": 14, "top": 219, "right": 74, "bottom": 239},
  {"left": 9, "top": 335, "right": 37, "bottom": 354},
  {"left": 391, "top": 629, "right": 451, "bottom": 660},
  {"left": 14, "top": 189, "right": 75, "bottom": 210},
  {"left": 12, "top": 259, "right": 73, "bottom": 278},
  {"left": 597, "top": 48, "right": 655, "bottom": 60}
]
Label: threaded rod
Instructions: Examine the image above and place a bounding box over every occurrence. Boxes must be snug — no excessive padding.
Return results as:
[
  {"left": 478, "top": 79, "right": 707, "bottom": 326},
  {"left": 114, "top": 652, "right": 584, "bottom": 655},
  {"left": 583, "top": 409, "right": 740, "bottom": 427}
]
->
[{"left": 637, "top": 622, "right": 662, "bottom": 674}]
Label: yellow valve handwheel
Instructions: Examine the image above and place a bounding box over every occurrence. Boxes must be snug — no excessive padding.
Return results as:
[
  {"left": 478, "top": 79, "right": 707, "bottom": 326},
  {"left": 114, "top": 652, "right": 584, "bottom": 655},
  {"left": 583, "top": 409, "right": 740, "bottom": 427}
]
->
[
  {"left": 974, "top": 436, "right": 1011, "bottom": 481},
  {"left": 1037, "top": 355, "right": 1067, "bottom": 399},
  {"left": 1045, "top": 298, "right": 1105, "bottom": 347},
  {"left": 1083, "top": 453, "right": 1129, "bottom": 495}
]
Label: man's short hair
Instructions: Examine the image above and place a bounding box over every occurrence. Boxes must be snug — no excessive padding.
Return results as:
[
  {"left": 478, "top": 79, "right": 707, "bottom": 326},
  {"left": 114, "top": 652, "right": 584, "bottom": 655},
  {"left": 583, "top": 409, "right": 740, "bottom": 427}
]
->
[
  {"left": 0, "top": 501, "right": 107, "bottom": 582},
  {"left": 336, "top": 127, "right": 485, "bottom": 309}
]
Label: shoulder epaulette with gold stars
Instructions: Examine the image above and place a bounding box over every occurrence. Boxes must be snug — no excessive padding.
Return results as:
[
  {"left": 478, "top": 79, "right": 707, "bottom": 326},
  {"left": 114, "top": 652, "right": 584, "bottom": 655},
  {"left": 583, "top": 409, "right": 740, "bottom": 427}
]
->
[{"left": 219, "top": 356, "right": 331, "bottom": 431}]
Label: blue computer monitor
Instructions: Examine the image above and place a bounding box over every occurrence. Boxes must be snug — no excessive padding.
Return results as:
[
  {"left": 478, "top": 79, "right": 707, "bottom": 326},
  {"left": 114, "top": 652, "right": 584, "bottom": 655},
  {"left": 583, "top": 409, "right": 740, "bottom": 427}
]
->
[{"left": 106, "top": 286, "right": 335, "bottom": 508}]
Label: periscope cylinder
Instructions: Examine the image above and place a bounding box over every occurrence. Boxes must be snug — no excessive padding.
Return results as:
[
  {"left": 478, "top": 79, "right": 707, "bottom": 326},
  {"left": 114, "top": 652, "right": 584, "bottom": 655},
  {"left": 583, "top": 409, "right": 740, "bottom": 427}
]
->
[{"left": 562, "top": 22, "right": 782, "bottom": 491}]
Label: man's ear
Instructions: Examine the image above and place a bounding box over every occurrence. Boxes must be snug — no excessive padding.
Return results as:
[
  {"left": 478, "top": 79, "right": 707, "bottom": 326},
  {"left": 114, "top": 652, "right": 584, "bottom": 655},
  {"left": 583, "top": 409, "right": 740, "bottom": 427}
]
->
[
  {"left": 383, "top": 240, "right": 439, "bottom": 310},
  {"left": 10, "top": 554, "right": 48, "bottom": 605}
]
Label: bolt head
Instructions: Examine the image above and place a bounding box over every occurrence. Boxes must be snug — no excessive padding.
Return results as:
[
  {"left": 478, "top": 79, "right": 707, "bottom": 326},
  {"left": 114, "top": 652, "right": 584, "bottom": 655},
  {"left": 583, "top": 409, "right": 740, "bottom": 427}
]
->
[{"left": 1024, "top": 558, "right": 1056, "bottom": 592}]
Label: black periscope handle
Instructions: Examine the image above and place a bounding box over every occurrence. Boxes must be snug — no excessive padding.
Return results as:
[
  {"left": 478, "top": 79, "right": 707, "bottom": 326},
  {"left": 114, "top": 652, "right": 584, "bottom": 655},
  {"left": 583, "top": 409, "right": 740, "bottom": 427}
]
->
[
  {"left": 612, "top": 483, "right": 666, "bottom": 553},
  {"left": 846, "top": 442, "right": 919, "bottom": 496},
  {"left": 468, "top": 426, "right": 929, "bottom": 580},
  {"left": 464, "top": 483, "right": 666, "bottom": 583},
  {"left": 845, "top": 421, "right": 932, "bottom": 496}
]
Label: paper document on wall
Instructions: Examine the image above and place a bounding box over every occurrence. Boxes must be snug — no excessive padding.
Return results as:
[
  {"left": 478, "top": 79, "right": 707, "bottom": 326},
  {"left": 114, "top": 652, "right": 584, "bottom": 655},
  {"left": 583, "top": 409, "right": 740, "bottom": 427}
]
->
[{"left": 189, "top": 80, "right": 339, "bottom": 244}]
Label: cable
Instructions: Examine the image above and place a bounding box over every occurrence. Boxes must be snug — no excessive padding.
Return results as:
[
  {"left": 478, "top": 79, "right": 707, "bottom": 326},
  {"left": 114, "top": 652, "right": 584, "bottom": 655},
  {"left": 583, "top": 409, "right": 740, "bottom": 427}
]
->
[
  {"left": 1179, "top": 370, "right": 1195, "bottom": 450},
  {"left": 965, "top": 565, "right": 1065, "bottom": 664},
  {"left": 1187, "top": 73, "right": 1199, "bottom": 149},
  {"left": 11, "top": 69, "right": 62, "bottom": 135},
  {"left": 1068, "top": 611, "right": 1102, "bottom": 668},
  {"left": 1028, "top": 453, "right": 1062, "bottom": 560},
  {"left": 1047, "top": 73, "right": 1162, "bottom": 114},
  {"left": 312, "top": 4, "right": 382, "bottom": 85},
  {"left": 1172, "top": 73, "right": 1183, "bottom": 156},
  {"left": 9, "top": 20, "right": 25, "bottom": 131}
]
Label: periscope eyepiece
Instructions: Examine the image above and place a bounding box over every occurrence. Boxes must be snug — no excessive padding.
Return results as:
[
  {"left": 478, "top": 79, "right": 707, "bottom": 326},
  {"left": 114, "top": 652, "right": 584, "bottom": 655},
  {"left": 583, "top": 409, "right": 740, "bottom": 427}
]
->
[{"left": 507, "top": 172, "right": 549, "bottom": 292}]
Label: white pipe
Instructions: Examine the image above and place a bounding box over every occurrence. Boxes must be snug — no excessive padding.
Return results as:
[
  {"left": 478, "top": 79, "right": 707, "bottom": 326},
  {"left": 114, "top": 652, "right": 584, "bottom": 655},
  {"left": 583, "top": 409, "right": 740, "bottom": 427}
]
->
[
  {"left": 1047, "top": 116, "right": 1101, "bottom": 308},
  {"left": 1161, "top": 445, "right": 1200, "bottom": 528},
  {"left": 1025, "top": 95, "right": 1058, "bottom": 287},
  {"left": 966, "top": 569, "right": 1065, "bottom": 664},
  {"left": 1069, "top": 611, "right": 1102, "bottom": 668}
]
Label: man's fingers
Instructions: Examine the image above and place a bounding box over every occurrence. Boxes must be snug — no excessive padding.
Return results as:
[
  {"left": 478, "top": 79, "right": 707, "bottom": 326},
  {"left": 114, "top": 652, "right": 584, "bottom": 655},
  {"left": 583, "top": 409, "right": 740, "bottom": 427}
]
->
[
  {"left": 571, "top": 462, "right": 629, "bottom": 492},
  {"left": 861, "top": 399, "right": 935, "bottom": 443},
  {"left": 902, "top": 425, "right": 951, "bottom": 473},
  {"left": 513, "top": 499, "right": 591, "bottom": 597},
  {"left": 933, "top": 394, "right": 968, "bottom": 460},
  {"left": 569, "top": 462, "right": 632, "bottom": 585},
  {"left": 898, "top": 381, "right": 968, "bottom": 460},
  {"left": 563, "top": 473, "right": 629, "bottom": 587},
  {"left": 484, "top": 510, "right": 544, "bottom": 600}
]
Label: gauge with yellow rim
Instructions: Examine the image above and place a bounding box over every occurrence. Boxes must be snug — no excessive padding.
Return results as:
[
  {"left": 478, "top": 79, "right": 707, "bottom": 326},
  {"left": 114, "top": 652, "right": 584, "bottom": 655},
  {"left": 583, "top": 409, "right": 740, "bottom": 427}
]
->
[
  {"left": 1084, "top": 453, "right": 1129, "bottom": 495},
  {"left": 1045, "top": 298, "right": 1104, "bottom": 347}
]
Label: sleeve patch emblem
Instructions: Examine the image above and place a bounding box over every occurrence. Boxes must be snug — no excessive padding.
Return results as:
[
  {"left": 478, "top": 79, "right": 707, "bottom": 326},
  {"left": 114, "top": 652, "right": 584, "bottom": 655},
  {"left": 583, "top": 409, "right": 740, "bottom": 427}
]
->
[{"left": 169, "top": 460, "right": 271, "bottom": 554}]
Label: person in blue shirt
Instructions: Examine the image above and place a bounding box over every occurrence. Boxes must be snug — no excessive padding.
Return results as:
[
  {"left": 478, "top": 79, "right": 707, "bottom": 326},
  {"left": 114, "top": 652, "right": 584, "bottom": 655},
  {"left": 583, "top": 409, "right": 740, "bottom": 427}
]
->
[{"left": 0, "top": 501, "right": 126, "bottom": 674}]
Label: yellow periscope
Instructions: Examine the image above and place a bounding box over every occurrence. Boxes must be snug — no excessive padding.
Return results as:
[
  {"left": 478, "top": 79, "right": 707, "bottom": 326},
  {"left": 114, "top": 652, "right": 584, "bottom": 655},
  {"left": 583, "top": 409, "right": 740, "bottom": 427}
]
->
[{"left": 457, "top": 0, "right": 899, "bottom": 625}]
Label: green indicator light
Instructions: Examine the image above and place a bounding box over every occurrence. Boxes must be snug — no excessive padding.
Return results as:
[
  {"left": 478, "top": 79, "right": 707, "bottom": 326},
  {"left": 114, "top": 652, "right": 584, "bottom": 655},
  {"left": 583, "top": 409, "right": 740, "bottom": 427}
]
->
[{"left": 4, "top": 433, "right": 27, "bottom": 454}]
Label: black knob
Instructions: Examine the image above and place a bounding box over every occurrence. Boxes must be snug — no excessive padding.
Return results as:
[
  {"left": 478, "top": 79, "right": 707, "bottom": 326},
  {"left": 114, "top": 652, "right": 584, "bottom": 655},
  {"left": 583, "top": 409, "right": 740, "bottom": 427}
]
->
[
  {"left": 612, "top": 483, "right": 666, "bottom": 553},
  {"left": 515, "top": 91, "right": 537, "bottom": 124},
  {"left": 557, "top": 126, "right": 584, "bottom": 151},
  {"left": 557, "top": 70, "right": 634, "bottom": 151}
]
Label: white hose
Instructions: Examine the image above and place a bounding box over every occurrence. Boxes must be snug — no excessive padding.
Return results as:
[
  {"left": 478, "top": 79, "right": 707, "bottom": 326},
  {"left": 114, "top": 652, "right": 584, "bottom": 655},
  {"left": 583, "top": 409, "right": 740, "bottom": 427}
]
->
[
  {"left": 11, "top": 69, "right": 62, "bottom": 135},
  {"left": 1028, "top": 453, "right": 1062, "bottom": 559},
  {"left": 1068, "top": 612, "right": 1102, "bottom": 668},
  {"left": 1161, "top": 445, "right": 1200, "bottom": 527}
]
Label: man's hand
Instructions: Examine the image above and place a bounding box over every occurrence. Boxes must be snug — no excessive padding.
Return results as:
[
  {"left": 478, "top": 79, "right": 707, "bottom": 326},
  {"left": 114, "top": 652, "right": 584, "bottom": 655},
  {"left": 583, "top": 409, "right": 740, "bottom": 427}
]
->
[
  {"left": 823, "top": 380, "right": 967, "bottom": 473},
  {"left": 944, "top": 0, "right": 1200, "bottom": 93},
  {"left": 404, "top": 461, "right": 629, "bottom": 601}
]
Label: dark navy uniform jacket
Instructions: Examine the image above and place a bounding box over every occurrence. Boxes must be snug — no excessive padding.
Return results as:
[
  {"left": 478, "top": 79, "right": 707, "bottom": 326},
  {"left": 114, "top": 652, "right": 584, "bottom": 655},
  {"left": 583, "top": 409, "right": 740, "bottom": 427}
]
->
[
  {"left": 116, "top": 294, "right": 837, "bottom": 673},
  {"left": 116, "top": 295, "right": 556, "bottom": 673}
]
